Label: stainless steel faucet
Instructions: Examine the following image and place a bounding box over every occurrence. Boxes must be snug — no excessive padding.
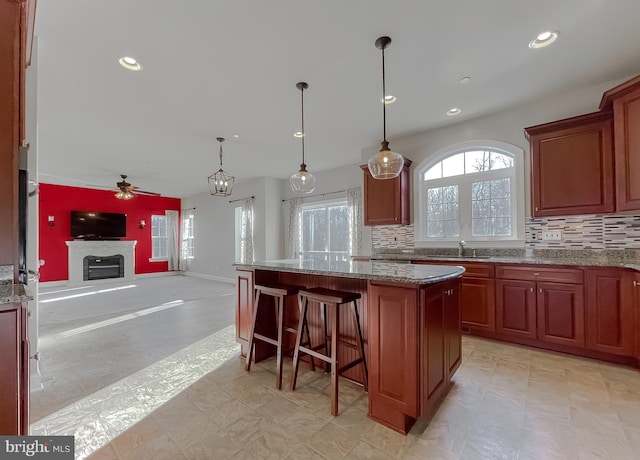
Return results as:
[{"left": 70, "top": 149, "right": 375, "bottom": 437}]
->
[{"left": 458, "top": 240, "right": 466, "bottom": 257}]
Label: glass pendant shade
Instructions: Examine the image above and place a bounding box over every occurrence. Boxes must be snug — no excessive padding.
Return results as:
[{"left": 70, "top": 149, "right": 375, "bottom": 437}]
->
[
  {"left": 290, "top": 164, "right": 316, "bottom": 194},
  {"left": 368, "top": 35, "right": 404, "bottom": 180},
  {"left": 368, "top": 141, "right": 404, "bottom": 179},
  {"left": 208, "top": 137, "right": 235, "bottom": 197},
  {"left": 290, "top": 81, "right": 316, "bottom": 194}
]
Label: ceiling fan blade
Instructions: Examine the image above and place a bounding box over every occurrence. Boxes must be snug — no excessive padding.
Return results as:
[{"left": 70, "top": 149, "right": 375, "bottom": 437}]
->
[{"left": 133, "top": 189, "right": 161, "bottom": 196}]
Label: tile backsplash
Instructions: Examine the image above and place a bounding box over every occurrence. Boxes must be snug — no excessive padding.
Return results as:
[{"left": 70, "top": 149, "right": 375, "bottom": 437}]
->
[{"left": 372, "top": 214, "right": 640, "bottom": 250}]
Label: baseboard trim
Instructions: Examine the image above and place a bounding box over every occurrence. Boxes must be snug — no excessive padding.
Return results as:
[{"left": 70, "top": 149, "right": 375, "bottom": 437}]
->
[
  {"left": 184, "top": 271, "right": 234, "bottom": 284},
  {"left": 40, "top": 271, "right": 179, "bottom": 288}
]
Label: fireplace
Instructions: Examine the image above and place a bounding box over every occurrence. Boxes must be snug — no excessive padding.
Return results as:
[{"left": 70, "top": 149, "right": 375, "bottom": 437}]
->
[
  {"left": 83, "top": 255, "right": 124, "bottom": 281},
  {"left": 66, "top": 240, "right": 136, "bottom": 284}
]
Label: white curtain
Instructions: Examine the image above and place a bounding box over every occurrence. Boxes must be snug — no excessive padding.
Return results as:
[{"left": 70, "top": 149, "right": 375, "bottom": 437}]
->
[
  {"left": 239, "top": 198, "right": 254, "bottom": 264},
  {"left": 347, "top": 187, "right": 363, "bottom": 256},
  {"left": 165, "top": 210, "right": 180, "bottom": 271},
  {"left": 180, "top": 208, "right": 195, "bottom": 271},
  {"left": 285, "top": 197, "right": 303, "bottom": 258}
]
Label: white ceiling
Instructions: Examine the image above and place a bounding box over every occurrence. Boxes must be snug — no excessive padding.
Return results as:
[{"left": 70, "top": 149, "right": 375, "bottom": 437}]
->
[{"left": 34, "top": 0, "right": 640, "bottom": 198}]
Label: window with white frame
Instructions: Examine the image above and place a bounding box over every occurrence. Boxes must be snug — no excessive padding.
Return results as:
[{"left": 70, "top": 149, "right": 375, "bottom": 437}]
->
[
  {"left": 151, "top": 214, "right": 168, "bottom": 259},
  {"left": 416, "top": 144, "right": 523, "bottom": 244},
  {"left": 300, "top": 200, "right": 349, "bottom": 260},
  {"left": 182, "top": 213, "right": 194, "bottom": 259}
]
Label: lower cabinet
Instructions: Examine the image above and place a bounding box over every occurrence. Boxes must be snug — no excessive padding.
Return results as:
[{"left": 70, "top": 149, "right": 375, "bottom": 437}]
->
[
  {"left": 496, "top": 279, "right": 537, "bottom": 339},
  {"left": 0, "top": 304, "right": 29, "bottom": 435},
  {"left": 368, "top": 277, "right": 461, "bottom": 434},
  {"left": 586, "top": 268, "right": 635, "bottom": 356},
  {"left": 496, "top": 266, "right": 585, "bottom": 348}
]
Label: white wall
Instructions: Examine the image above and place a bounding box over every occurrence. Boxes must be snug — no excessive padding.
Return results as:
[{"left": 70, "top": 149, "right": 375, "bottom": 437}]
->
[
  {"left": 361, "top": 76, "right": 630, "bottom": 219},
  {"left": 182, "top": 177, "right": 284, "bottom": 282},
  {"left": 185, "top": 75, "right": 633, "bottom": 272}
]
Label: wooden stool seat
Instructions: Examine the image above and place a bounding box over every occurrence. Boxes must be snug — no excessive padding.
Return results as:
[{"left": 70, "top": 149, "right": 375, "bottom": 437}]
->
[
  {"left": 291, "top": 287, "right": 367, "bottom": 416},
  {"left": 245, "top": 282, "right": 313, "bottom": 390}
]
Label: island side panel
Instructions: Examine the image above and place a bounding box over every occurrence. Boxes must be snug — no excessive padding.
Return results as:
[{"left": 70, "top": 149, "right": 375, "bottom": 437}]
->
[{"left": 368, "top": 281, "right": 420, "bottom": 434}]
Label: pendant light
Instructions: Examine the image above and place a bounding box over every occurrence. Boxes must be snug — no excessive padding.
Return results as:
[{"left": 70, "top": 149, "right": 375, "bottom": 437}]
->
[
  {"left": 367, "top": 36, "right": 404, "bottom": 180},
  {"left": 290, "top": 82, "right": 317, "bottom": 194},
  {"left": 208, "top": 137, "right": 235, "bottom": 197}
]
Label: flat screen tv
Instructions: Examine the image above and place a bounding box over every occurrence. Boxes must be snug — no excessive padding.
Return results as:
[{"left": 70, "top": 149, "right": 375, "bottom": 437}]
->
[{"left": 70, "top": 211, "right": 126, "bottom": 239}]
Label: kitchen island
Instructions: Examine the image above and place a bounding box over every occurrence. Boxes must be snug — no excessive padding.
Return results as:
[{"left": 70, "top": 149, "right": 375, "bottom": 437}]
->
[{"left": 235, "top": 258, "right": 464, "bottom": 434}]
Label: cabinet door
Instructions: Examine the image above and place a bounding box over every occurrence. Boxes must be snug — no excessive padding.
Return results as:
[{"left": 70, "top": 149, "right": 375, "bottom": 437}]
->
[
  {"left": 613, "top": 86, "right": 640, "bottom": 210},
  {"left": 527, "top": 113, "right": 614, "bottom": 217},
  {"left": 537, "top": 282, "right": 585, "bottom": 348},
  {"left": 0, "top": 307, "right": 20, "bottom": 435},
  {"left": 461, "top": 277, "right": 495, "bottom": 332},
  {"left": 368, "top": 283, "right": 419, "bottom": 417},
  {"left": 445, "top": 282, "right": 462, "bottom": 377},
  {"left": 635, "top": 275, "right": 640, "bottom": 362},
  {"left": 586, "top": 269, "right": 635, "bottom": 356},
  {"left": 236, "top": 269, "right": 254, "bottom": 355},
  {"left": 496, "top": 279, "right": 537, "bottom": 339},
  {"left": 361, "top": 161, "right": 411, "bottom": 226}
]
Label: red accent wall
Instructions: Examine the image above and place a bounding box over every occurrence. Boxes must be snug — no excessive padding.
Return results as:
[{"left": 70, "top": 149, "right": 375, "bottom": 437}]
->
[{"left": 39, "top": 183, "right": 181, "bottom": 282}]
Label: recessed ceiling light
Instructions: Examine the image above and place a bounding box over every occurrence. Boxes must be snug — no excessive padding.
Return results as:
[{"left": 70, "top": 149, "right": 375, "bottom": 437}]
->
[
  {"left": 233, "top": 134, "right": 240, "bottom": 138},
  {"left": 529, "top": 30, "right": 559, "bottom": 49},
  {"left": 446, "top": 108, "right": 462, "bottom": 117},
  {"left": 381, "top": 95, "right": 396, "bottom": 104},
  {"left": 118, "top": 56, "right": 142, "bottom": 71},
  {"left": 459, "top": 76, "right": 471, "bottom": 84},
  {"left": 293, "top": 132, "right": 304, "bottom": 138}
]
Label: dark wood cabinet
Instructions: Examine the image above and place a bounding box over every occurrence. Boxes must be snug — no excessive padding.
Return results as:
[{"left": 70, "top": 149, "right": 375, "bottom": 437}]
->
[
  {"left": 413, "top": 261, "right": 495, "bottom": 332},
  {"left": 0, "top": 304, "right": 29, "bottom": 435},
  {"left": 585, "top": 268, "right": 635, "bottom": 356},
  {"left": 635, "top": 274, "right": 640, "bottom": 363},
  {"left": 1, "top": 0, "right": 35, "bottom": 435},
  {"left": 367, "top": 277, "right": 461, "bottom": 434},
  {"left": 601, "top": 75, "right": 640, "bottom": 211},
  {"left": 525, "top": 112, "right": 614, "bottom": 217},
  {"left": 496, "top": 279, "right": 537, "bottom": 339},
  {"left": 496, "top": 265, "right": 585, "bottom": 347},
  {"left": 537, "top": 282, "right": 585, "bottom": 347},
  {"left": 360, "top": 159, "right": 411, "bottom": 226},
  {"left": 368, "top": 282, "right": 419, "bottom": 419}
]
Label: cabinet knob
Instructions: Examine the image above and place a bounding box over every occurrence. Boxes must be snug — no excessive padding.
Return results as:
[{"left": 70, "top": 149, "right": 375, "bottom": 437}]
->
[
  {"left": 533, "top": 272, "right": 539, "bottom": 276},
  {"left": 539, "top": 288, "right": 543, "bottom": 293},
  {"left": 530, "top": 287, "right": 534, "bottom": 293}
]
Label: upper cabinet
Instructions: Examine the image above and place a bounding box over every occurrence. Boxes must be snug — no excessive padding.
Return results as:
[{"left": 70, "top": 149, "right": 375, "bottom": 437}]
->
[
  {"left": 600, "top": 75, "right": 640, "bottom": 211},
  {"left": 525, "top": 112, "right": 614, "bottom": 217},
  {"left": 360, "top": 158, "right": 411, "bottom": 226},
  {"left": 525, "top": 73, "right": 640, "bottom": 217}
]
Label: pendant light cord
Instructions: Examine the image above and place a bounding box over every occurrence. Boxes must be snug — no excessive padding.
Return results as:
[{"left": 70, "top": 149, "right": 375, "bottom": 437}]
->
[
  {"left": 381, "top": 45, "right": 387, "bottom": 142},
  {"left": 301, "top": 85, "right": 305, "bottom": 166},
  {"left": 219, "top": 142, "right": 223, "bottom": 167}
]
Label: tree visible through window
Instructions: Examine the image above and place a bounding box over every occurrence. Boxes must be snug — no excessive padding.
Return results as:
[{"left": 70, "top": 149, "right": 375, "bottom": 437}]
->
[
  {"left": 300, "top": 200, "right": 349, "bottom": 259},
  {"left": 419, "top": 148, "right": 518, "bottom": 241},
  {"left": 151, "top": 215, "right": 168, "bottom": 259}
]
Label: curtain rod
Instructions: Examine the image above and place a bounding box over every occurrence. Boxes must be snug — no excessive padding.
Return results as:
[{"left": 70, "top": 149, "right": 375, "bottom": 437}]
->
[
  {"left": 183, "top": 207, "right": 196, "bottom": 210},
  {"left": 281, "top": 188, "right": 351, "bottom": 202},
  {"left": 228, "top": 195, "right": 255, "bottom": 204}
]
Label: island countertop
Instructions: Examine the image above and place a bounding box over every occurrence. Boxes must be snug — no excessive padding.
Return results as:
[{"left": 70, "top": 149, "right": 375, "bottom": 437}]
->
[{"left": 235, "top": 258, "right": 465, "bottom": 284}]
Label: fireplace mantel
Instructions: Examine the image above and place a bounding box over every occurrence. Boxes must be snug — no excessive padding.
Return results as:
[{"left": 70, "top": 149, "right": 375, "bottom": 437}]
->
[{"left": 66, "top": 240, "right": 136, "bottom": 284}]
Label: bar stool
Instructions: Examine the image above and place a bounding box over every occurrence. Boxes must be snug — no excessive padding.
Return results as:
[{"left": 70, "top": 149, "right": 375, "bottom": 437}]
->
[
  {"left": 245, "top": 283, "right": 313, "bottom": 390},
  {"left": 291, "top": 287, "right": 368, "bottom": 416}
]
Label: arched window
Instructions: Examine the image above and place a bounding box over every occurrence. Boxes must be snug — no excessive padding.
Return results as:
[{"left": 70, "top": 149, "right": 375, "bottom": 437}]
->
[{"left": 415, "top": 141, "right": 525, "bottom": 245}]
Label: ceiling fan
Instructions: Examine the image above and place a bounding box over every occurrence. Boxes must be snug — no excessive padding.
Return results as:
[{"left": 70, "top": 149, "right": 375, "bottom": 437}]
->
[{"left": 115, "top": 175, "right": 160, "bottom": 199}]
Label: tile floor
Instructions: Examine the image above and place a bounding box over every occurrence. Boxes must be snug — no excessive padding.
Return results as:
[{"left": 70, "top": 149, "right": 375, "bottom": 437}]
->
[{"left": 32, "top": 276, "right": 640, "bottom": 459}]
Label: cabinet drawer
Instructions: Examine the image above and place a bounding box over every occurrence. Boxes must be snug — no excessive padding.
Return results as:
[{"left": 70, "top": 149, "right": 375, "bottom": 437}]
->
[
  {"left": 412, "top": 260, "right": 494, "bottom": 278},
  {"left": 460, "top": 263, "right": 494, "bottom": 278},
  {"left": 496, "top": 265, "right": 583, "bottom": 284}
]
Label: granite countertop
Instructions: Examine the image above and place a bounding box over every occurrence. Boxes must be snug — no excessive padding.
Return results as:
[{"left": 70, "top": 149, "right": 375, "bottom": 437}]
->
[
  {"left": 236, "top": 258, "right": 465, "bottom": 285},
  {"left": 0, "top": 283, "right": 33, "bottom": 306},
  {"left": 371, "top": 249, "right": 640, "bottom": 271}
]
